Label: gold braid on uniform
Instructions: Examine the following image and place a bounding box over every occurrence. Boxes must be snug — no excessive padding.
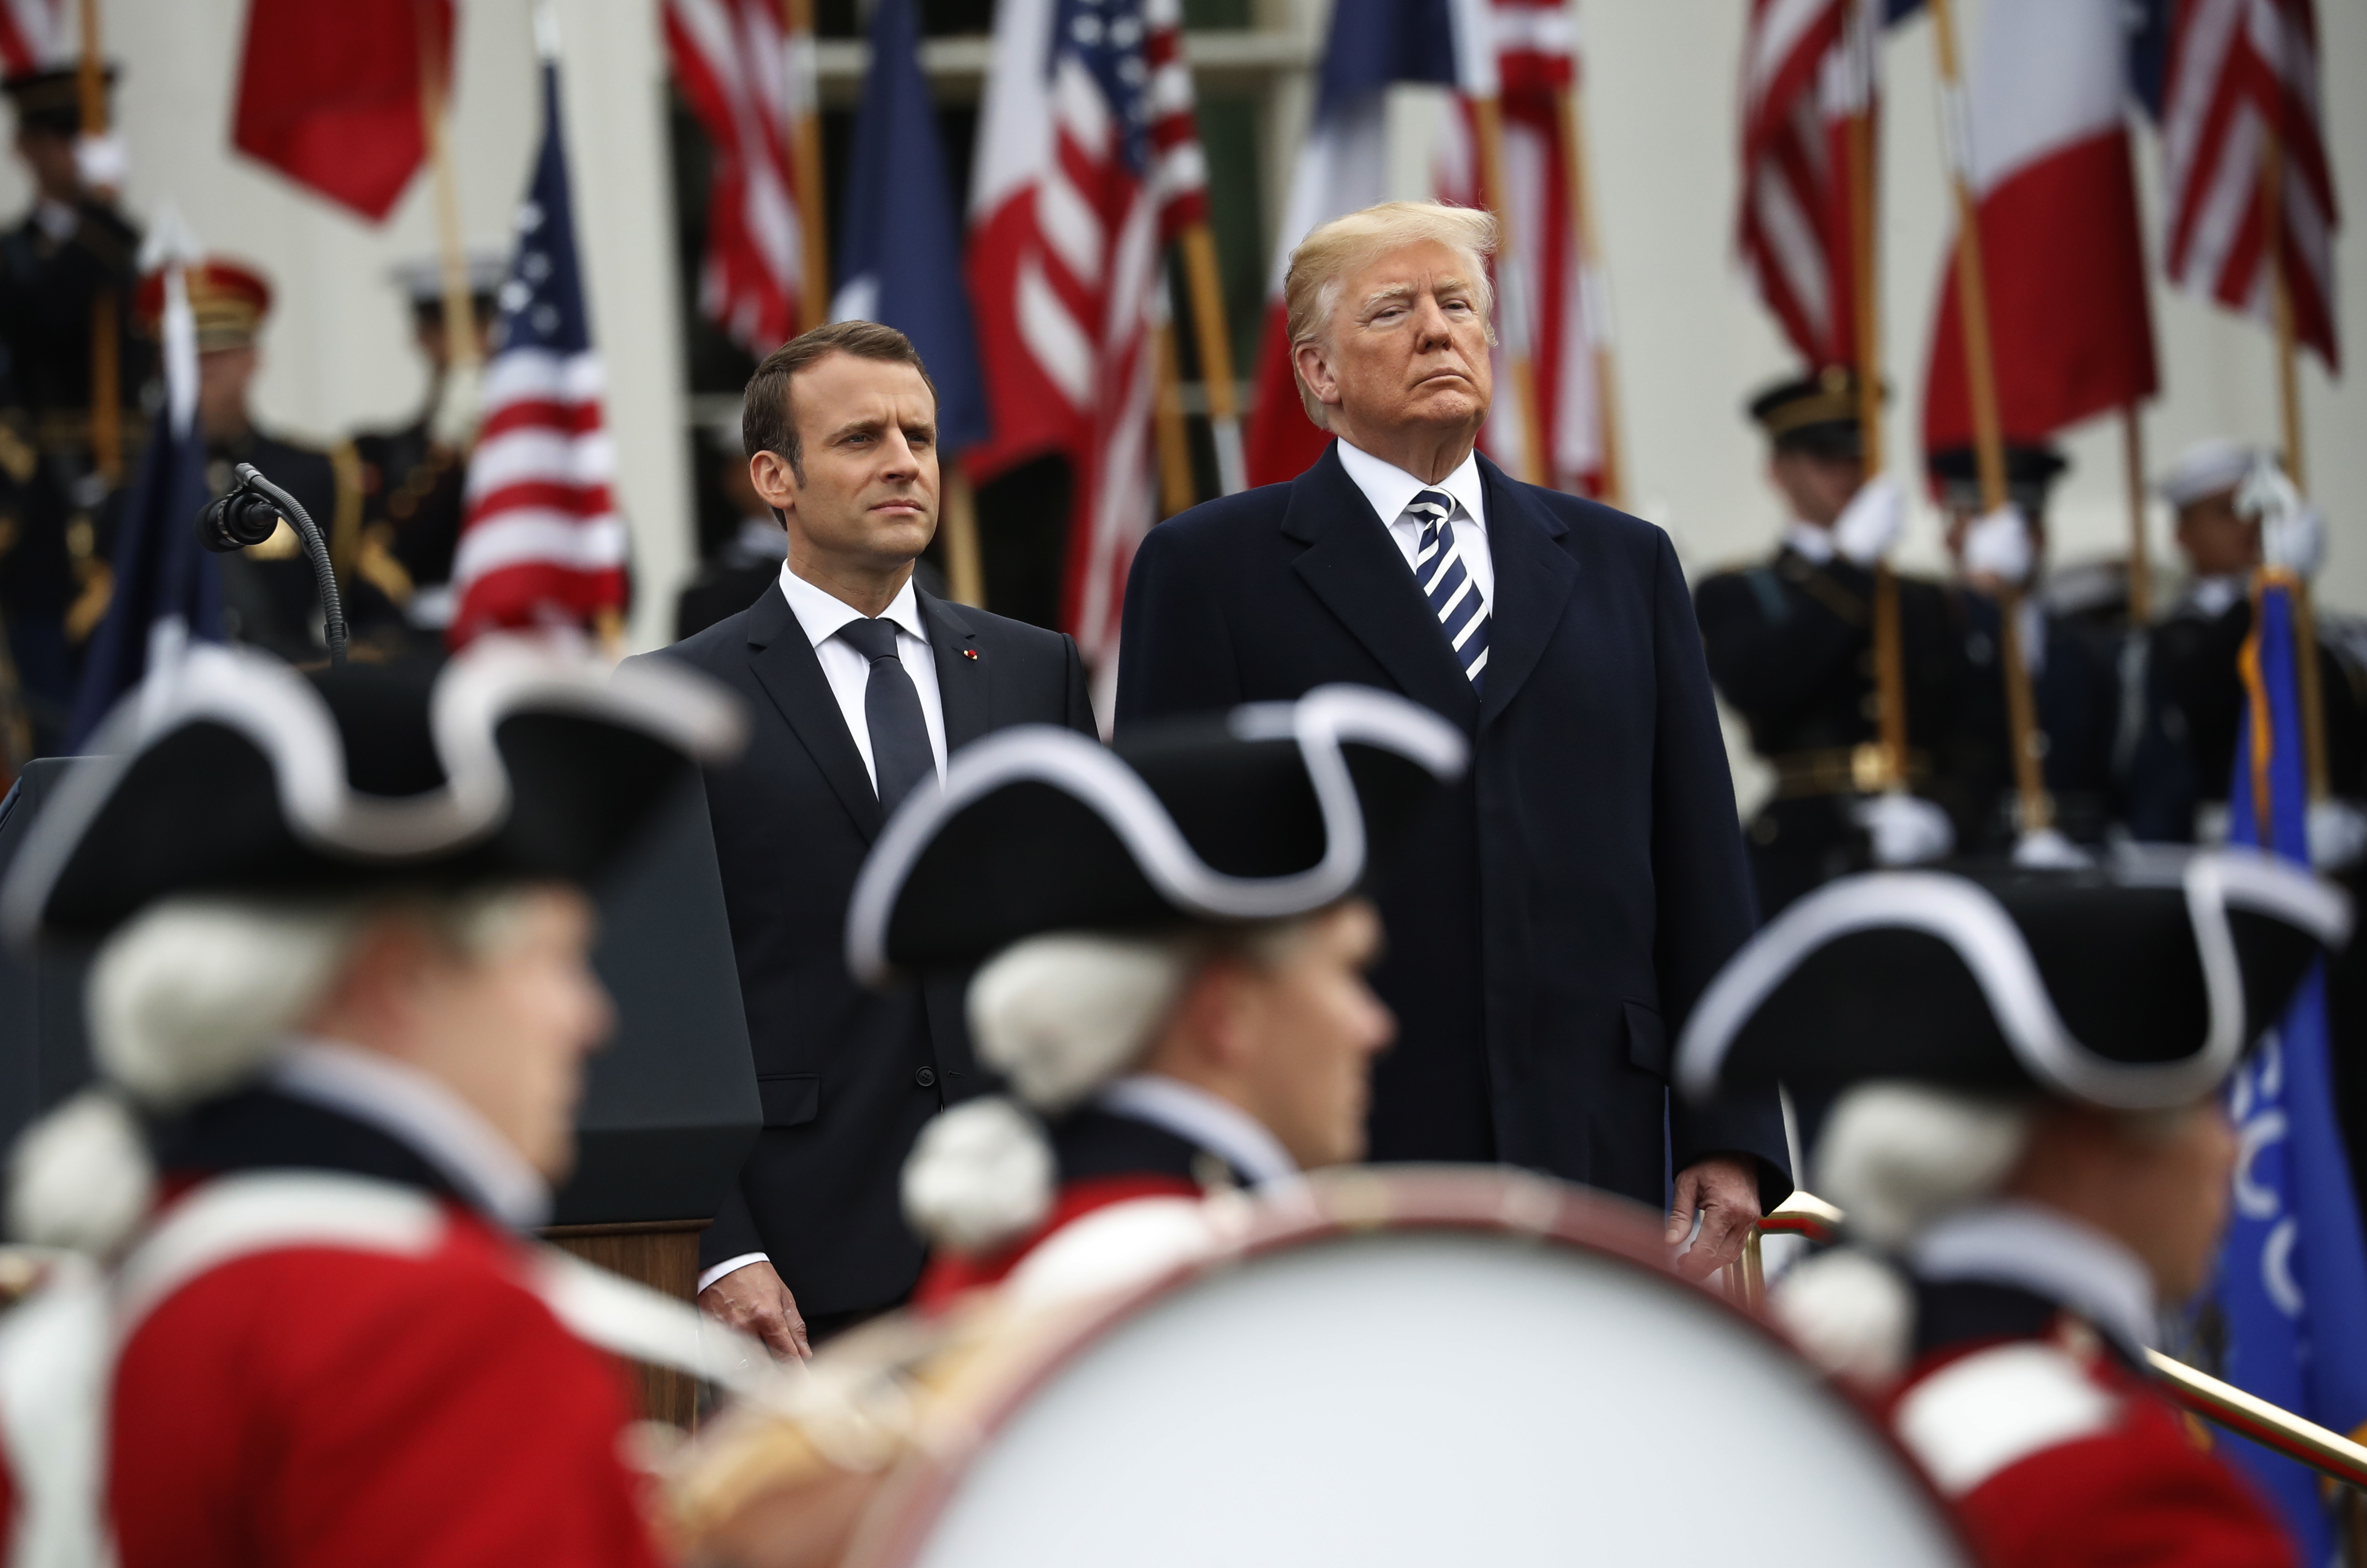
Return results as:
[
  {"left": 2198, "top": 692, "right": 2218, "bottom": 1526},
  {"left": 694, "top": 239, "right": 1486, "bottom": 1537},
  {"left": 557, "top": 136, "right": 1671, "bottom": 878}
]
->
[{"left": 327, "top": 439, "right": 365, "bottom": 593}]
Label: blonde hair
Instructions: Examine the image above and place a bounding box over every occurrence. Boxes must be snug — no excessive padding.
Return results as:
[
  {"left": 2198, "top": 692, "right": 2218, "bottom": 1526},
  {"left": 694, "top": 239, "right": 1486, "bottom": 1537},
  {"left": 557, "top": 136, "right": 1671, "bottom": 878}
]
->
[{"left": 1282, "top": 201, "right": 1499, "bottom": 427}]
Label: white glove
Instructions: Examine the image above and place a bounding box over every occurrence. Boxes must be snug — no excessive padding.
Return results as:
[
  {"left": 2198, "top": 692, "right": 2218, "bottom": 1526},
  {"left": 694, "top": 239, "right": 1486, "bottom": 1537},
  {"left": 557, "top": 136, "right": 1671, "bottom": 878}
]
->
[
  {"left": 1850, "top": 790, "right": 1954, "bottom": 867},
  {"left": 2263, "top": 503, "right": 2326, "bottom": 578},
  {"left": 1962, "top": 504, "right": 2034, "bottom": 588},
  {"left": 1832, "top": 476, "right": 1905, "bottom": 568},
  {"left": 2308, "top": 799, "right": 2367, "bottom": 871},
  {"left": 74, "top": 132, "right": 127, "bottom": 193},
  {"left": 2011, "top": 828, "right": 2093, "bottom": 869}
]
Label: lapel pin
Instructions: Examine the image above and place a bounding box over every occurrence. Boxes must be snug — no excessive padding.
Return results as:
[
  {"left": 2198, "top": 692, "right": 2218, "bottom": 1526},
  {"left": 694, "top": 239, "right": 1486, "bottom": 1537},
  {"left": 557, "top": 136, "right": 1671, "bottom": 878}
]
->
[{"left": 963, "top": 648, "right": 979, "bottom": 660}]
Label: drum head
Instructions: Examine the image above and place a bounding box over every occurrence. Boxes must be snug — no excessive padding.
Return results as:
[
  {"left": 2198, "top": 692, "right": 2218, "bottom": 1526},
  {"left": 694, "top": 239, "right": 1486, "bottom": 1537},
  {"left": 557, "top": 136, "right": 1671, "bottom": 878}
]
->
[{"left": 852, "top": 1170, "right": 1967, "bottom": 1568}]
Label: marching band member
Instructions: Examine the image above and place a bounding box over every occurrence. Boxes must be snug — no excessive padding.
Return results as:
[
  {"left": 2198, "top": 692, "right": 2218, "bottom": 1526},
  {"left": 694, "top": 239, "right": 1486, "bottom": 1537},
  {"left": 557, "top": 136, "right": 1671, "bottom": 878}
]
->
[
  {"left": 1675, "top": 854, "right": 2350, "bottom": 1567},
  {"left": 840, "top": 683, "right": 1466, "bottom": 1307},
  {"left": 0, "top": 638, "right": 744, "bottom": 1566}
]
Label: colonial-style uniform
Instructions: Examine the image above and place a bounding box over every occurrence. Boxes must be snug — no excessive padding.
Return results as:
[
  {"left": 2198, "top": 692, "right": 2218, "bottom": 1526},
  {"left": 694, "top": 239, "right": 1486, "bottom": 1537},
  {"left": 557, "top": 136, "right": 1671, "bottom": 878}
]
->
[
  {"left": 837, "top": 685, "right": 1465, "bottom": 1307},
  {"left": 1696, "top": 372, "right": 1963, "bottom": 913},
  {"left": 1673, "top": 852, "right": 2350, "bottom": 1568},
  {"left": 0, "top": 67, "right": 149, "bottom": 750},
  {"left": 0, "top": 639, "right": 750, "bottom": 1565}
]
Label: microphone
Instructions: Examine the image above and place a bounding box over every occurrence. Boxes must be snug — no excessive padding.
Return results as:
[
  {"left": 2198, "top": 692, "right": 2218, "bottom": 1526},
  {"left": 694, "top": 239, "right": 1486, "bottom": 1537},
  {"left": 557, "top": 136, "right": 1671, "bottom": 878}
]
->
[{"left": 195, "top": 463, "right": 348, "bottom": 665}]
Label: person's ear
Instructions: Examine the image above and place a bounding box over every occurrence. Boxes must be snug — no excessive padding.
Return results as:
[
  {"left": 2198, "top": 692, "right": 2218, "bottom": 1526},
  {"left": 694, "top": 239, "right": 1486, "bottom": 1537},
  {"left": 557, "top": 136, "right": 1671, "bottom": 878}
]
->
[
  {"left": 748, "top": 450, "right": 799, "bottom": 521},
  {"left": 1293, "top": 340, "right": 1342, "bottom": 411}
]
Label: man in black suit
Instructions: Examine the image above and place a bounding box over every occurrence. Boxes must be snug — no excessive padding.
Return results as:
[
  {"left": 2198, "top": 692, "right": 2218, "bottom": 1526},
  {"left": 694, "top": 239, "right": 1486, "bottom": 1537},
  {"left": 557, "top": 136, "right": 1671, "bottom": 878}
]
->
[
  {"left": 636, "top": 322, "right": 1094, "bottom": 1354},
  {"left": 1116, "top": 202, "right": 1789, "bottom": 1275}
]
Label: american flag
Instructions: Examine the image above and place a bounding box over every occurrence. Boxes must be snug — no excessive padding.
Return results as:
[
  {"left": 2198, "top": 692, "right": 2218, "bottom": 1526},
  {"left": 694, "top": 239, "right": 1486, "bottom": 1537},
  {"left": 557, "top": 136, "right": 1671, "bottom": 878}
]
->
[
  {"left": 664, "top": 0, "right": 814, "bottom": 353},
  {"left": 2161, "top": 0, "right": 2338, "bottom": 368},
  {"left": 1736, "top": 0, "right": 1877, "bottom": 371},
  {"left": 967, "top": 0, "right": 1209, "bottom": 668},
  {"left": 448, "top": 60, "right": 627, "bottom": 648},
  {"left": 0, "top": 0, "right": 63, "bottom": 75},
  {"left": 1434, "top": 0, "right": 1610, "bottom": 496}
]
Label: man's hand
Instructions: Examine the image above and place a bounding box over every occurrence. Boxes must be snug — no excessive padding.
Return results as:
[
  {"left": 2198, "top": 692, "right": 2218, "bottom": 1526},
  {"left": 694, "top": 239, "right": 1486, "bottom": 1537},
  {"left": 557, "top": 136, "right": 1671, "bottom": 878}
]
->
[
  {"left": 698, "top": 1260, "right": 811, "bottom": 1361},
  {"left": 1666, "top": 1156, "right": 1762, "bottom": 1282}
]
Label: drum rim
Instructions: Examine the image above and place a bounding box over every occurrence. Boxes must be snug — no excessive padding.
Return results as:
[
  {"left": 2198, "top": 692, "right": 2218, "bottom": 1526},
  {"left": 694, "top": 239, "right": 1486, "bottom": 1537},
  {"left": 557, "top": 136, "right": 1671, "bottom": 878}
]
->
[{"left": 840, "top": 1165, "right": 1971, "bottom": 1568}]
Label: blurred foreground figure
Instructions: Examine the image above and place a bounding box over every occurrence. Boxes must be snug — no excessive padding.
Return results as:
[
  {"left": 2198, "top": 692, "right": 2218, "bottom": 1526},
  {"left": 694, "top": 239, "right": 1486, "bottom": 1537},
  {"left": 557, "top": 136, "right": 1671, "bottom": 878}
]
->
[
  {"left": 0, "top": 639, "right": 745, "bottom": 1566},
  {"left": 849, "top": 683, "right": 1465, "bottom": 1304},
  {"left": 1678, "top": 856, "right": 2351, "bottom": 1567}
]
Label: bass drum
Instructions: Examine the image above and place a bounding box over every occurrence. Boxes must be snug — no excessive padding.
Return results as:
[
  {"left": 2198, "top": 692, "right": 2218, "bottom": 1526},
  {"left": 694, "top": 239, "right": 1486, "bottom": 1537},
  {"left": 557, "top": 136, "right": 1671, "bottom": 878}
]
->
[{"left": 697, "top": 1169, "right": 1971, "bottom": 1568}]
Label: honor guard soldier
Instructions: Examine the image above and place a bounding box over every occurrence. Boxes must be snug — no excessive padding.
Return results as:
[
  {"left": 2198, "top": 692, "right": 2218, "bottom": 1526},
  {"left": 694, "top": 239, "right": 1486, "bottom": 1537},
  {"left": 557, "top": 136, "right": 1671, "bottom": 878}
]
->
[
  {"left": 1677, "top": 854, "right": 2351, "bottom": 1568},
  {"left": 2142, "top": 440, "right": 2367, "bottom": 852},
  {"left": 0, "top": 637, "right": 747, "bottom": 1566},
  {"left": 1929, "top": 444, "right": 2125, "bottom": 855},
  {"left": 137, "top": 259, "right": 394, "bottom": 663},
  {"left": 0, "top": 64, "right": 148, "bottom": 751},
  {"left": 840, "top": 684, "right": 1465, "bottom": 1307},
  {"left": 348, "top": 255, "right": 501, "bottom": 643},
  {"left": 1695, "top": 370, "right": 1961, "bottom": 914}
]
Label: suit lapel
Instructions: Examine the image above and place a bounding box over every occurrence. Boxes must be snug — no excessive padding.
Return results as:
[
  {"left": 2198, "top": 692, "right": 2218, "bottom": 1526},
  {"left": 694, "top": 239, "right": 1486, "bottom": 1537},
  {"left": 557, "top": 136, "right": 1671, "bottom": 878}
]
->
[
  {"left": 1474, "top": 455, "right": 1579, "bottom": 727},
  {"left": 920, "top": 591, "right": 990, "bottom": 756},
  {"left": 1283, "top": 445, "right": 1481, "bottom": 725},
  {"left": 743, "top": 583, "right": 884, "bottom": 841}
]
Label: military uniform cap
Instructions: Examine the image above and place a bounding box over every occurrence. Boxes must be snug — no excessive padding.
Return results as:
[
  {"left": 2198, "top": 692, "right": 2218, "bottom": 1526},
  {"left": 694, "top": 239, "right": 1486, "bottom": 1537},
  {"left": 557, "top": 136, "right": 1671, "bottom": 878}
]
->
[
  {"left": 1675, "top": 855, "right": 2351, "bottom": 1112},
  {"left": 2155, "top": 438, "right": 2264, "bottom": 508},
  {"left": 1, "top": 639, "right": 746, "bottom": 944},
  {"left": 2, "top": 64, "right": 114, "bottom": 135},
  {"left": 1925, "top": 442, "right": 2068, "bottom": 515},
  {"left": 1748, "top": 365, "right": 1872, "bottom": 460},
  {"left": 846, "top": 685, "right": 1468, "bottom": 984},
  {"left": 136, "top": 257, "right": 274, "bottom": 353},
  {"left": 389, "top": 252, "right": 507, "bottom": 316}
]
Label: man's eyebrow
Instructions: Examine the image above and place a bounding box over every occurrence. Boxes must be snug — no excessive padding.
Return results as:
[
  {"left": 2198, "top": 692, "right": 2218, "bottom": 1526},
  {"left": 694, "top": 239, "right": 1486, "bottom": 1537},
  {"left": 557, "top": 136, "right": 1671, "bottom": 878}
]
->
[
  {"left": 826, "top": 415, "right": 886, "bottom": 442},
  {"left": 1359, "top": 282, "right": 1418, "bottom": 313}
]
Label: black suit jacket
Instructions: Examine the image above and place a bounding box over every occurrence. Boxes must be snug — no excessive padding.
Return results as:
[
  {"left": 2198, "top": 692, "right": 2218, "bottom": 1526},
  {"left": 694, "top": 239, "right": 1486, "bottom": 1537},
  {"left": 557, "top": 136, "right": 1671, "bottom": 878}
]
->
[
  {"left": 635, "top": 581, "right": 1094, "bottom": 1316},
  {"left": 1115, "top": 445, "right": 1791, "bottom": 1212}
]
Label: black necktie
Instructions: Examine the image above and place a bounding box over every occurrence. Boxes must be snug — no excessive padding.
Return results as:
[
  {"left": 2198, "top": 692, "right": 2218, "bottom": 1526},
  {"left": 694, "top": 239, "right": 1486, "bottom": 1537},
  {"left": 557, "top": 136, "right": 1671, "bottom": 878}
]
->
[{"left": 836, "top": 618, "right": 935, "bottom": 812}]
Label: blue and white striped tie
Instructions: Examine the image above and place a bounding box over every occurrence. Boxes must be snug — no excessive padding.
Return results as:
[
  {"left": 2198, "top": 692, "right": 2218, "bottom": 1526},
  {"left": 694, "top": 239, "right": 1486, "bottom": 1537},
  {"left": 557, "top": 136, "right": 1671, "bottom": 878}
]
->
[{"left": 1407, "top": 488, "right": 1488, "bottom": 690}]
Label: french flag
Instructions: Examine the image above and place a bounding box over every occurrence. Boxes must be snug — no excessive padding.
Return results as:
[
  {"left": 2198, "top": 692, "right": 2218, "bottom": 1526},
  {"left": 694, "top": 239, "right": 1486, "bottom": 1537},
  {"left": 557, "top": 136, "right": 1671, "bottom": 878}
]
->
[
  {"left": 1241, "top": 0, "right": 1483, "bottom": 488},
  {"left": 1920, "top": 0, "right": 2158, "bottom": 452}
]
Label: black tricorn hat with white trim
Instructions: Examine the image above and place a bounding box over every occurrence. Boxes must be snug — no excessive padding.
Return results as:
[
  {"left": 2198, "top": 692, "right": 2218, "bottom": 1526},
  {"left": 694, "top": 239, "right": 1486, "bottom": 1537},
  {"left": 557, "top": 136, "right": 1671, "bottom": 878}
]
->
[
  {"left": 2, "top": 639, "right": 746, "bottom": 943},
  {"left": 1674, "top": 855, "right": 2352, "bottom": 1112},
  {"left": 845, "top": 685, "right": 1469, "bottom": 984}
]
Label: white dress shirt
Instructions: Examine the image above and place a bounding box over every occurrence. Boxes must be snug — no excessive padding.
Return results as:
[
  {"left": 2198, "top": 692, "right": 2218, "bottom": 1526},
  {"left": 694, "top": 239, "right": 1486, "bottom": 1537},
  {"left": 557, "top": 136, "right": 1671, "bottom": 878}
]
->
[
  {"left": 777, "top": 562, "right": 948, "bottom": 789},
  {"left": 1097, "top": 1074, "right": 1301, "bottom": 1188},
  {"left": 1335, "top": 441, "right": 1494, "bottom": 612},
  {"left": 271, "top": 1040, "right": 553, "bottom": 1231},
  {"left": 1911, "top": 1201, "right": 2160, "bottom": 1357}
]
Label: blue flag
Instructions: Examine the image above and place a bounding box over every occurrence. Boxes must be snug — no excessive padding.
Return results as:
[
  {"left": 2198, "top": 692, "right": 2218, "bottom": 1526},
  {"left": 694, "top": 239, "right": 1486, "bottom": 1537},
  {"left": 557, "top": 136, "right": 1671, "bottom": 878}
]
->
[
  {"left": 831, "top": 0, "right": 988, "bottom": 454},
  {"left": 67, "top": 266, "right": 219, "bottom": 750},
  {"left": 2214, "top": 575, "right": 2367, "bottom": 1561}
]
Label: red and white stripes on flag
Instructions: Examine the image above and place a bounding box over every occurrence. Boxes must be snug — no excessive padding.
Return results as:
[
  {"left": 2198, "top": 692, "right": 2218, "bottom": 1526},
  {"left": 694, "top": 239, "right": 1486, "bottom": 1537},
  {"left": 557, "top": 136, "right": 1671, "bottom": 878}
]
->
[
  {"left": 2162, "top": 0, "right": 2338, "bottom": 368},
  {"left": 450, "top": 350, "right": 629, "bottom": 639},
  {"left": 965, "top": 0, "right": 1210, "bottom": 668},
  {"left": 1736, "top": 0, "right": 1874, "bottom": 371},
  {"left": 664, "top": 0, "right": 813, "bottom": 354},
  {"left": 1435, "top": 0, "right": 1609, "bottom": 496},
  {"left": 0, "top": 0, "right": 63, "bottom": 74},
  {"left": 1922, "top": 0, "right": 2157, "bottom": 451}
]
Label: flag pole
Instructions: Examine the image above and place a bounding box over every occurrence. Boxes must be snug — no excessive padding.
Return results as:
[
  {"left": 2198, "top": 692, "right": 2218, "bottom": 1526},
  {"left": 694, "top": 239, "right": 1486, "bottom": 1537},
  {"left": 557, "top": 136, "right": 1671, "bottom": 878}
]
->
[
  {"left": 1552, "top": 29, "right": 1625, "bottom": 508},
  {"left": 1178, "top": 223, "right": 1245, "bottom": 494},
  {"left": 1470, "top": 95, "right": 1550, "bottom": 488},
  {"left": 1151, "top": 294, "right": 1196, "bottom": 517},
  {"left": 2258, "top": 126, "right": 2326, "bottom": 801},
  {"left": 78, "top": 0, "right": 118, "bottom": 486},
  {"left": 1843, "top": 0, "right": 1905, "bottom": 793},
  {"left": 2121, "top": 407, "right": 2150, "bottom": 624},
  {"left": 416, "top": 1, "right": 483, "bottom": 390},
  {"left": 1927, "top": 0, "right": 2049, "bottom": 838},
  {"left": 941, "top": 464, "right": 986, "bottom": 606},
  {"left": 782, "top": 0, "right": 829, "bottom": 333}
]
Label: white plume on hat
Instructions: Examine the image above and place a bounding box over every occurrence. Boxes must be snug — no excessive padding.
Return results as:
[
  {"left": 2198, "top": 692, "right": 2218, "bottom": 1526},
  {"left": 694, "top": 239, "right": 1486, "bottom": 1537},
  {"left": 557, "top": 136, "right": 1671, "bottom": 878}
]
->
[{"left": 1812, "top": 1081, "right": 2033, "bottom": 1250}]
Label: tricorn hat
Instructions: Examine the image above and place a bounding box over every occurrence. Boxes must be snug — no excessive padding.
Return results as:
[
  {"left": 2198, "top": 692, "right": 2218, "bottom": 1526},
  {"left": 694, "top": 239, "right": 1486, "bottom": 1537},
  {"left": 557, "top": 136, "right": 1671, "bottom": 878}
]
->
[
  {"left": 1674, "top": 855, "right": 2351, "bottom": 1112},
  {"left": 846, "top": 685, "right": 1468, "bottom": 985},
  {"left": 2, "top": 639, "right": 746, "bottom": 944}
]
